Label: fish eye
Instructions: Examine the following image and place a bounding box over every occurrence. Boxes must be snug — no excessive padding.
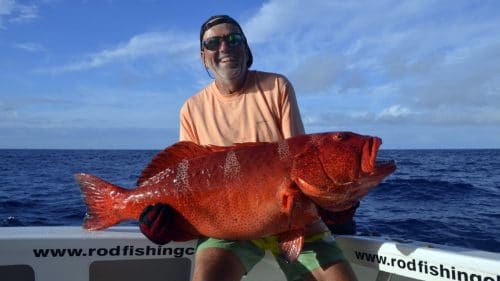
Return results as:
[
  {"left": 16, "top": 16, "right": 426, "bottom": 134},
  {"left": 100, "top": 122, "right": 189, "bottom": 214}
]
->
[{"left": 332, "top": 133, "right": 347, "bottom": 141}]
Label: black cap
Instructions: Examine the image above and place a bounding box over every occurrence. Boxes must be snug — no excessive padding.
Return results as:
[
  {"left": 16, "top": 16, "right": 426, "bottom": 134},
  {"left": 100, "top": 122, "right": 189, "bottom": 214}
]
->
[{"left": 200, "top": 15, "right": 253, "bottom": 68}]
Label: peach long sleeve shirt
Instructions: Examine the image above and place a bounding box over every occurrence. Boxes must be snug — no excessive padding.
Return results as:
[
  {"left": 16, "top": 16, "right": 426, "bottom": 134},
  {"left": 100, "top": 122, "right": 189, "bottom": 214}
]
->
[{"left": 179, "top": 71, "right": 304, "bottom": 145}]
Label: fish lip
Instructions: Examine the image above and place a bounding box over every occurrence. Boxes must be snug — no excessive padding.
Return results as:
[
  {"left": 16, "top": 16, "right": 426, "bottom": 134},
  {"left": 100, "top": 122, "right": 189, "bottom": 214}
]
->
[
  {"left": 374, "top": 159, "right": 397, "bottom": 176},
  {"left": 362, "top": 137, "right": 397, "bottom": 177},
  {"left": 362, "top": 137, "right": 382, "bottom": 173},
  {"left": 327, "top": 159, "right": 395, "bottom": 212},
  {"left": 356, "top": 159, "right": 396, "bottom": 186}
]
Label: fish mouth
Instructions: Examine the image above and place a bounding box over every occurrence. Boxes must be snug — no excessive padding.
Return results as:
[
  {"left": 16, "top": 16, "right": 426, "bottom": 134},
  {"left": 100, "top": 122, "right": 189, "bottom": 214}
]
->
[
  {"left": 356, "top": 158, "right": 396, "bottom": 189},
  {"left": 374, "top": 159, "right": 397, "bottom": 177},
  {"left": 308, "top": 133, "right": 397, "bottom": 212},
  {"left": 361, "top": 136, "right": 396, "bottom": 177},
  {"left": 333, "top": 158, "right": 395, "bottom": 211}
]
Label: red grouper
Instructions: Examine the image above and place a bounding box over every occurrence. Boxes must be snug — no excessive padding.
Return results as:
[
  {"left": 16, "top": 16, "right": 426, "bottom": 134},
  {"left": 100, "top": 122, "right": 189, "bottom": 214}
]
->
[{"left": 75, "top": 131, "right": 396, "bottom": 261}]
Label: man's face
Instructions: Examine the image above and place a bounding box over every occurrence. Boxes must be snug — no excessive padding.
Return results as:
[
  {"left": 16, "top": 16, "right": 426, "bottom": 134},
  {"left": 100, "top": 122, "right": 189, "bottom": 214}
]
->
[{"left": 201, "top": 23, "right": 248, "bottom": 83}]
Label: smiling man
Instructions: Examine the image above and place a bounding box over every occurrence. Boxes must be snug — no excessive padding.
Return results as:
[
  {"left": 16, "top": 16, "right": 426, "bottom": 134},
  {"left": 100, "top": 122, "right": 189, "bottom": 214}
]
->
[
  {"left": 139, "top": 15, "right": 359, "bottom": 281},
  {"left": 200, "top": 19, "right": 250, "bottom": 93}
]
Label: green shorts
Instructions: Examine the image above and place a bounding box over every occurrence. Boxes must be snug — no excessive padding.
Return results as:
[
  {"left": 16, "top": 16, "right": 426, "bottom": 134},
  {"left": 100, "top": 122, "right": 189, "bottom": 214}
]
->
[{"left": 196, "top": 233, "right": 347, "bottom": 281}]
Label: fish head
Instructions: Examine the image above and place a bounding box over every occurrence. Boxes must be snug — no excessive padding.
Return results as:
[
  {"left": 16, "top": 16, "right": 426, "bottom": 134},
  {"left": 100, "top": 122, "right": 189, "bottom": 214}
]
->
[
  {"left": 292, "top": 132, "right": 396, "bottom": 211},
  {"left": 317, "top": 132, "right": 395, "bottom": 181}
]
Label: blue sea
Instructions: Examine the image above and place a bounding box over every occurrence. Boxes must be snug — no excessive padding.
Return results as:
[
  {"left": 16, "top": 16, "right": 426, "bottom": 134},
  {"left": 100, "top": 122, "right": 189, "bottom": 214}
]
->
[{"left": 1, "top": 149, "right": 499, "bottom": 253}]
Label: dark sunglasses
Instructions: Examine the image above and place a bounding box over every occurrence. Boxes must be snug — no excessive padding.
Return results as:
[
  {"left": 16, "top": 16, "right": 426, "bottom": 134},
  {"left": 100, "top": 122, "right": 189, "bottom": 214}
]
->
[{"left": 202, "top": 33, "right": 244, "bottom": 51}]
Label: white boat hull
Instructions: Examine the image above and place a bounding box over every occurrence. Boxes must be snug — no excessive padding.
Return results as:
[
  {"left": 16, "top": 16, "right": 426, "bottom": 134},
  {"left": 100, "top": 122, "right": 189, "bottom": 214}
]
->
[{"left": 1, "top": 226, "right": 499, "bottom": 281}]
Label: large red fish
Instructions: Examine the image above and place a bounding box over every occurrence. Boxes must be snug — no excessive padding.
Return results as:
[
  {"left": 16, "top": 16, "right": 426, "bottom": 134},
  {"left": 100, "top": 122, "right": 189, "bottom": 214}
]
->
[{"left": 76, "top": 131, "right": 396, "bottom": 261}]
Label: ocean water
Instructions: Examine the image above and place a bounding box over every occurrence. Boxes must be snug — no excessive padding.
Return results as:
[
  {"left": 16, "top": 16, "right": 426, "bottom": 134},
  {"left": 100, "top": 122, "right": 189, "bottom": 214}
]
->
[{"left": 1, "top": 149, "right": 499, "bottom": 253}]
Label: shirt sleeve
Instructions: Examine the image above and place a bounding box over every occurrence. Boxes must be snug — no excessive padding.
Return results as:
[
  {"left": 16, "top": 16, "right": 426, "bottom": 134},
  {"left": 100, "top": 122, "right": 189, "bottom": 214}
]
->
[
  {"left": 280, "top": 79, "right": 305, "bottom": 138},
  {"left": 179, "top": 102, "right": 198, "bottom": 143}
]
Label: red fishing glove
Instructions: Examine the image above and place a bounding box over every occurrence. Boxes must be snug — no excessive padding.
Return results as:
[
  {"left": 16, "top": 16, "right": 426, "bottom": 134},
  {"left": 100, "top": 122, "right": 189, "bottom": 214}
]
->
[
  {"left": 139, "top": 203, "right": 173, "bottom": 245},
  {"left": 319, "top": 202, "right": 360, "bottom": 235}
]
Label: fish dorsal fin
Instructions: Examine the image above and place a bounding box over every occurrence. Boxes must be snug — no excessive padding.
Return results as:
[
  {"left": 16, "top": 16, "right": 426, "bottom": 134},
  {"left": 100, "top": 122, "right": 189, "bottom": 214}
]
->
[
  {"left": 137, "top": 141, "right": 215, "bottom": 186},
  {"left": 137, "top": 141, "right": 269, "bottom": 186},
  {"left": 209, "top": 141, "right": 269, "bottom": 151},
  {"left": 278, "top": 229, "right": 304, "bottom": 263}
]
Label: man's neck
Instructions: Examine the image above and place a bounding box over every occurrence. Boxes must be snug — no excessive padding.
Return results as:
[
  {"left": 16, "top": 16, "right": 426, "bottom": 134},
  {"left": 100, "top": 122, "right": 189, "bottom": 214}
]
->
[{"left": 215, "top": 71, "right": 249, "bottom": 95}]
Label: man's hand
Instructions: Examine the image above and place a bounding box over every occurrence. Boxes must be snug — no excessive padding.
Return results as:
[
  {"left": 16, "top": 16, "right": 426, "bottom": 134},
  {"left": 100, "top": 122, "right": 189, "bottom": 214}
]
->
[
  {"left": 139, "top": 203, "right": 173, "bottom": 245},
  {"left": 319, "top": 202, "right": 359, "bottom": 235}
]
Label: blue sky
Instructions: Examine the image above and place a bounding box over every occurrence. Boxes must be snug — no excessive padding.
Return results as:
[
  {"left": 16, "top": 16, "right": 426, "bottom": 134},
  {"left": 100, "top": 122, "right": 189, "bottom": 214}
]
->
[{"left": 1, "top": 0, "right": 499, "bottom": 149}]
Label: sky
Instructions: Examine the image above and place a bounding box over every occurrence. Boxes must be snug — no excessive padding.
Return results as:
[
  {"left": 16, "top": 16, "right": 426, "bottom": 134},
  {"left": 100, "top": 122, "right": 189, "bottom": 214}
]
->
[{"left": 1, "top": 0, "right": 499, "bottom": 149}]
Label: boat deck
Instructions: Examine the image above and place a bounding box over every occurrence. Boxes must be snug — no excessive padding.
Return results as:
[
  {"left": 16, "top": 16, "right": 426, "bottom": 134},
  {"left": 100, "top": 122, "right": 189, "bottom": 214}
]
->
[{"left": 1, "top": 226, "right": 499, "bottom": 281}]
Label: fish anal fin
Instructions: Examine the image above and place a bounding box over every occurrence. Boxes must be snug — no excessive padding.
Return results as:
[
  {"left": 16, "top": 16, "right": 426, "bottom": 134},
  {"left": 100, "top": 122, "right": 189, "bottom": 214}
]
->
[{"left": 278, "top": 229, "right": 304, "bottom": 263}]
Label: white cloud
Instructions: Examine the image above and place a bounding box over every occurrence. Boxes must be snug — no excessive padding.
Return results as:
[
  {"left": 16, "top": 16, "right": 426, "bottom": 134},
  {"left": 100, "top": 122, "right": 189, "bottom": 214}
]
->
[
  {"left": 0, "top": 0, "right": 14, "bottom": 15},
  {"left": 0, "top": 0, "right": 37, "bottom": 28},
  {"left": 378, "top": 105, "right": 411, "bottom": 119},
  {"left": 288, "top": 54, "right": 341, "bottom": 94},
  {"left": 13, "top": 42, "right": 46, "bottom": 52},
  {"left": 8, "top": 3, "right": 37, "bottom": 23},
  {"left": 42, "top": 31, "right": 199, "bottom": 74},
  {"left": 0, "top": 0, "right": 15, "bottom": 28},
  {"left": 5, "top": 0, "right": 498, "bottom": 148},
  {"left": 244, "top": 0, "right": 500, "bottom": 130}
]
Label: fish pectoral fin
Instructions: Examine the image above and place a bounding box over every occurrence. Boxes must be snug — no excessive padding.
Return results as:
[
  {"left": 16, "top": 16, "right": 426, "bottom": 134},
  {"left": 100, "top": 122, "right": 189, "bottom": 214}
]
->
[
  {"left": 295, "top": 176, "right": 323, "bottom": 197},
  {"left": 278, "top": 229, "right": 304, "bottom": 263},
  {"left": 280, "top": 190, "right": 295, "bottom": 216},
  {"left": 295, "top": 176, "right": 331, "bottom": 205},
  {"left": 279, "top": 186, "right": 299, "bottom": 216},
  {"left": 296, "top": 176, "right": 351, "bottom": 211}
]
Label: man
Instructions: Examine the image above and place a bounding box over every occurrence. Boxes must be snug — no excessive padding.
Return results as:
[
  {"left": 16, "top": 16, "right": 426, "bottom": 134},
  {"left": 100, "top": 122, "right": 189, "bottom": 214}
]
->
[{"left": 140, "top": 15, "right": 358, "bottom": 281}]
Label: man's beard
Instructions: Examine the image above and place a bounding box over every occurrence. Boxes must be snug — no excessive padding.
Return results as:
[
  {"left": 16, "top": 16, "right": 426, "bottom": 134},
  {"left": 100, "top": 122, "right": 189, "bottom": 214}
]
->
[{"left": 211, "top": 63, "right": 245, "bottom": 83}]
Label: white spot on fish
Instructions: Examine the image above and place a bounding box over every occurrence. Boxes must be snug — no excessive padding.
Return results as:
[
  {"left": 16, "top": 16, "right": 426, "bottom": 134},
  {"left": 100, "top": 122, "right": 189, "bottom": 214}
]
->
[
  {"left": 224, "top": 150, "right": 240, "bottom": 180},
  {"left": 140, "top": 168, "right": 174, "bottom": 186},
  {"left": 277, "top": 140, "right": 290, "bottom": 161},
  {"left": 310, "top": 134, "right": 322, "bottom": 146},
  {"left": 125, "top": 192, "right": 148, "bottom": 205},
  {"left": 174, "top": 159, "right": 190, "bottom": 190}
]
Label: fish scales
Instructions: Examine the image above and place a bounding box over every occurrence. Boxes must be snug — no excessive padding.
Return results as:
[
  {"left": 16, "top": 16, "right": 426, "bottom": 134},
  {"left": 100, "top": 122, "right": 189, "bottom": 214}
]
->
[{"left": 167, "top": 143, "right": 296, "bottom": 238}]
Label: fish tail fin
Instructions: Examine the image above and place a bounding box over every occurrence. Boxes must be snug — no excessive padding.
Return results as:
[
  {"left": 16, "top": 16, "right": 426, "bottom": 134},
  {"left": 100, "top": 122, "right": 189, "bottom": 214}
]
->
[{"left": 75, "top": 173, "right": 128, "bottom": 230}]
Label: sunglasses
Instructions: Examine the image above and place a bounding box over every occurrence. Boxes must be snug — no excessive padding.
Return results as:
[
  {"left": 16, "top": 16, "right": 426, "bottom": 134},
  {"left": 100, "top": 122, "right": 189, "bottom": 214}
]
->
[{"left": 202, "top": 33, "right": 244, "bottom": 51}]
